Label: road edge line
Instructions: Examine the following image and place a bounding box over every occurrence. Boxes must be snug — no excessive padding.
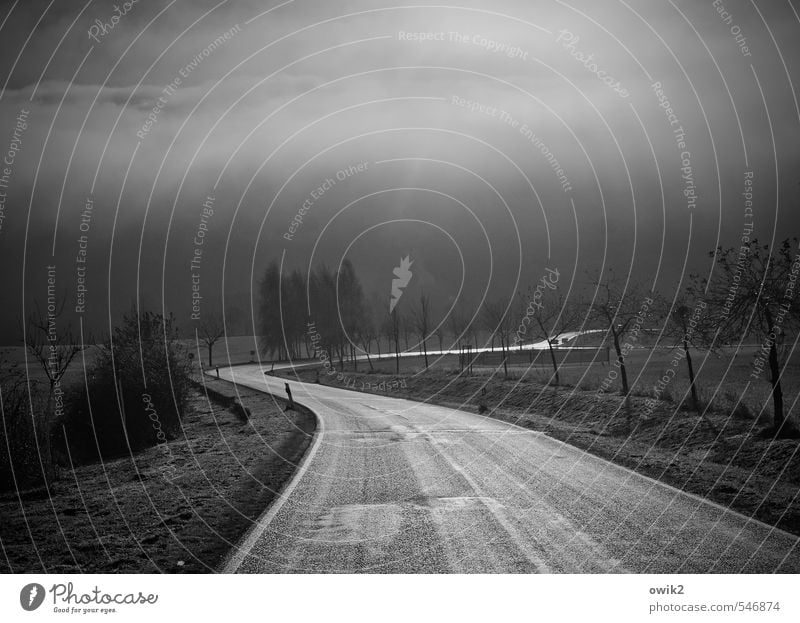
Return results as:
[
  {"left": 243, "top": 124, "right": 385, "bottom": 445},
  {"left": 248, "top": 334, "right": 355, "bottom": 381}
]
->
[
  {"left": 217, "top": 372, "right": 325, "bottom": 573},
  {"left": 431, "top": 399, "right": 800, "bottom": 545},
  {"left": 285, "top": 374, "right": 800, "bottom": 546}
]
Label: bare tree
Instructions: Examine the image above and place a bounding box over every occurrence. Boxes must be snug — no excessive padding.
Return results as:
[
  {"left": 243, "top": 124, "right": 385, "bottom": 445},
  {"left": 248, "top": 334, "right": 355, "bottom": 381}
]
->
[
  {"left": 339, "top": 259, "right": 368, "bottom": 372},
  {"left": 356, "top": 311, "right": 377, "bottom": 372},
  {"left": 657, "top": 292, "right": 712, "bottom": 413},
  {"left": 402, "top": 313, "right": 412, "bottom": 351},
  {"left": 367, "top": 294, "right": 385, "bottom": 357},
  {"left": 24, "top": 300, "right": 88, "bottom": 483},
  {"left": 586, "top": 270, "right": 654, "bottom": 397},
  {"left": 390, "top": 309, "right": 402, "bottom": 374},
  {"left": 309, "top": 264, "right": 342, "bottom": 368},
  {"left": 447, "top": 306, "right": 469, "bottom": 351},
  {"left": 379, "top": 309, "right": 396, "bottom": 360},
  {"left": 258, "top": 261, "right": 282, "bottom": 360},
  {"left": 481, "top": 300, "right": 515, "bottom": 378},
  {"left": 198, "top": 313, "right": 225, "bottom": 368},
  {"left": 283, "top": 270, "right": 308, "bottom": 360},
  {"left": 412, "top": 294, "right": 432, "bottom": 370},
  {"left": 516, "top": 277, "right": 578, "bottom": 386},
  {"left": 433, "top": 324, "right": 445, "bottom": 353},
  {"left": 466, "top": 317, "right": 480, "bottom": 350},
  {"left": 701, "top": 238, "right": 800, "bottom": 436}
]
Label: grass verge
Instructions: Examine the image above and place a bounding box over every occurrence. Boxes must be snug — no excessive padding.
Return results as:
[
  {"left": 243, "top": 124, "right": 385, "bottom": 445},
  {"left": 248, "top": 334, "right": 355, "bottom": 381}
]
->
[{"left": 0, "top": 379, "right": 315, "bottom": 573}]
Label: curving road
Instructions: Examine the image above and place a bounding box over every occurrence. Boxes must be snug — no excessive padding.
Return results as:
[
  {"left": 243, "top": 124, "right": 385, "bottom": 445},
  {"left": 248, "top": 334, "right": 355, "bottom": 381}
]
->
[{"left": 218, "top": 364, "right": 800, "bottom": 573}]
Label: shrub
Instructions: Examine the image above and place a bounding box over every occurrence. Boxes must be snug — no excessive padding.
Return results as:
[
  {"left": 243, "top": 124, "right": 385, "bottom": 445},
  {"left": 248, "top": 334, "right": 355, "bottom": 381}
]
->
[
  {"left": 59, "top": 309, "right": 191, "bottom": 463},
  {"left": 0, "top": 369, "right": 48, "bottom": 491}
]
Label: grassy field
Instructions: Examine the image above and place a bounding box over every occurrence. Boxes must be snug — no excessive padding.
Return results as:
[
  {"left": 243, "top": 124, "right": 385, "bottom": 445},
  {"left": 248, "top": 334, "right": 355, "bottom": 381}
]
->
[
  {"left": 327, "top": 346, "right": 799, "bottom": 425},
  {"left": 1, "top": 335, "right": 262, "bottom": 383},
  {"left": 7, "top": 337, "right": 794, "bottom": 441},
  {"left": 277, "top": 345, "right": 800, "bottom": 534},
  {"left": 0, "top": 378, "right": 315, "bottom": 573}
]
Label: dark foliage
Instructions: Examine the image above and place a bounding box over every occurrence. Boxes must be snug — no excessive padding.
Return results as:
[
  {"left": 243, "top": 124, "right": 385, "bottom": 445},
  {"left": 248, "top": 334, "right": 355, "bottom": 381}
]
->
[{"left": 59, "top": 309, "right": 191, "bottom": 464}]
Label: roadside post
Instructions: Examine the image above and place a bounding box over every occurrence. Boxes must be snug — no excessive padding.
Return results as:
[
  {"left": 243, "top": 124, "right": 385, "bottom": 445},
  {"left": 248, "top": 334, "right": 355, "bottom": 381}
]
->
[{"left": 285, "top": 382, "right": 295, "bottom": 410}]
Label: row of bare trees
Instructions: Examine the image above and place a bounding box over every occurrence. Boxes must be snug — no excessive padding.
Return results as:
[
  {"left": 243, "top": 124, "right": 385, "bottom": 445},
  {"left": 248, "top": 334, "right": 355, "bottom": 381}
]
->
[
  {"left": 502, "top": 238, "right": 799, "bottom": 437},
  {"left": 256, "top": 238, "right": 798, "bottom": 436},
  {"left": 259, "top": 257, "right": 487, "bottom": 376}
]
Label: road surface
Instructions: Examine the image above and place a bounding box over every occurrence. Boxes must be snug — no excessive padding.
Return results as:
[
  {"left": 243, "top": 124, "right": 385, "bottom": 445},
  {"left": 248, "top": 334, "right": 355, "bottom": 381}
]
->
[{"left": 218, "top": 364, "right": 800, "bottom": 573}]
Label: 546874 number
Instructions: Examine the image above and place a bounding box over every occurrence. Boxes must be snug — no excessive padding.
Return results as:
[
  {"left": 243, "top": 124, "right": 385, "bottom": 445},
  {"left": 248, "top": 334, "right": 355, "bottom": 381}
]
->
[{"left": 737, "top": 602, "right": 780, "bottom": 612}]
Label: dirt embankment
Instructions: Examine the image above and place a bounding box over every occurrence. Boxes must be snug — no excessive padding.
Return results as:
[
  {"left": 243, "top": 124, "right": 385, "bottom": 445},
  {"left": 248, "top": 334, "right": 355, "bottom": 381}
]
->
[
  {"left": 0, "top": 378, "right": 315, "bottom": 573},
  {"left": 278, "top": 365, "right": 800, "bottom": 536}
]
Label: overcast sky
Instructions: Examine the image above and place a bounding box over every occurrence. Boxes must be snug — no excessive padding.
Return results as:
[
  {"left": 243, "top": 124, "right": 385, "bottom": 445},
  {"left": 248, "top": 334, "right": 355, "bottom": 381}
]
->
[{"left": 1, "top": 0, "right": 798, "bottom": 341}]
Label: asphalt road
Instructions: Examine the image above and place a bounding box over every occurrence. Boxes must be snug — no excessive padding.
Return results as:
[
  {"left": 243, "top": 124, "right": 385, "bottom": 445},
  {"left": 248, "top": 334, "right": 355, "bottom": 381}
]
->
[{"left": 218, "top": 365, "right": 800, "bottom": 573}]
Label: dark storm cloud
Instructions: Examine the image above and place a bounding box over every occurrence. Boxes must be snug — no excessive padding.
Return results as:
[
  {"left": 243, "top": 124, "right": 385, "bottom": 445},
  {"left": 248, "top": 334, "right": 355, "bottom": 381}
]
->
[{"left": 0, "top": 0, "right": 799, "bottom": 340}]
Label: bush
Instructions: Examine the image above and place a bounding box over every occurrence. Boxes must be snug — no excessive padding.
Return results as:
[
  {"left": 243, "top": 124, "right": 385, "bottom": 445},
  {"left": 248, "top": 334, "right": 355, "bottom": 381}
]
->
[
  {"left": 0, "top": 370, "right": 48, "bottom": 491},
  {"left": 59, "top": 309, "right": 191, "bottom": 464}
]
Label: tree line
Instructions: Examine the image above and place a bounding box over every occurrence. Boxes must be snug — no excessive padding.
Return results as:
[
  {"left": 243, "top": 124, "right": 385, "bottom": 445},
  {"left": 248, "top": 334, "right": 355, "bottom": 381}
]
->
[
  {"left": 260, "top": 238, "right": 800, "bottom": 437},
  {"left": 3, "top": 236, "right": 796, "bottom": 492}
]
